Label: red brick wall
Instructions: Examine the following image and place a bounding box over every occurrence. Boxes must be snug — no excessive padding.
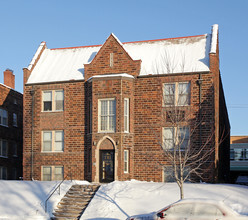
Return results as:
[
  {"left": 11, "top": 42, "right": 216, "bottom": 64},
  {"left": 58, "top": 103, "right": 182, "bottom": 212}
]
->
[
  {"left": 23, "top": 82, "right": 87, "bottom": 180},
  {"left": 23, "top": 34, "right": 228, "bottom": 183}
]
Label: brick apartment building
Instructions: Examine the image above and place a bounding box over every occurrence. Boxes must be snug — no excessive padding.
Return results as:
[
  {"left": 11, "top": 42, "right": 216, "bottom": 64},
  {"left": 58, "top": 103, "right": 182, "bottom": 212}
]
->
[
  {"left": 0, "top": 69, "right": 23, "bottom": 180},
  {"left": 23, "top": 25, "right": 230, "bottom": 183}
]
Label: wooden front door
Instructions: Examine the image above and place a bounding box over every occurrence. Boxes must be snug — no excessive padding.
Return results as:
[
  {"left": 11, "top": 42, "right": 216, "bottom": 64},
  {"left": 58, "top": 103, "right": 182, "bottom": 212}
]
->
[{"left": 100, "top": 150, "right": 114, "bottom": 183}]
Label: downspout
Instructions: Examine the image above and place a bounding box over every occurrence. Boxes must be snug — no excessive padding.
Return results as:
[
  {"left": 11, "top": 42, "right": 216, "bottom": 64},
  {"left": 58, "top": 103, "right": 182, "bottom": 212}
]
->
[
  {"left": 30, "top": 87, "right": 35, "bottom": 180},
  {"left": 197, "top": 74, "right": 203, "bottom": 147}
]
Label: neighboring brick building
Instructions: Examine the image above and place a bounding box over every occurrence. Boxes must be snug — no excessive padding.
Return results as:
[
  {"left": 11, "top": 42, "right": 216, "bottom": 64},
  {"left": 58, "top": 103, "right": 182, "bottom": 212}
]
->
[
  {"left": 230, "top": 136, "right": 248, "bottom": 184},
  {"left": 23, "top": 25, "right": 230, "bottom": 183},
  {"left": 0, "top": 69, "right": 23, "bottom": 180}
]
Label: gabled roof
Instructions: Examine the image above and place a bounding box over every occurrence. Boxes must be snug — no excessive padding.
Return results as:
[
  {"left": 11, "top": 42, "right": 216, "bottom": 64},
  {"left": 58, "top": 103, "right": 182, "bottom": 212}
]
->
[{"left": 26, "top": 25, "right": 218, "bottom": 85}]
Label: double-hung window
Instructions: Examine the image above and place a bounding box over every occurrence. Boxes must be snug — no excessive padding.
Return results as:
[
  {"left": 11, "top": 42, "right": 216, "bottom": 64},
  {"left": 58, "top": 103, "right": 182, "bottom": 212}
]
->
[
  {"left": 124, "top": 150, "right": 129, "bottom": 173},
  {"left": 99, "top": 99, "right": 116, "bottom": 132},
  {"left": 42, "top": 131, "right": 64, "bottom": 152},
  {"left": 0, "top": 166, "right": 7, "bottom": 180},
  {"left": 0, "top": 109, "right": 8, "bottom": 126},
  {"left": 163, "top": 127, "right": 190, "bottom": 150},
  {"left": 43, "top": 90, "right": 64, "bottom": 112},
  {"left": 163, "top": 82, "right": 190, "bottom": 106},
  {"left": 42, "top": 166, "right": 64, "bottom": 181},
  {"left": 0, "top": 140, "right": 8, "bottom": 157},
  {"left": 13, "top": 142, "right": 17, "bottom": 157},
  {"left": 124, "top": 98, "right": 129, "bottom": 132},
  {"left": 13, "top": 113, "right": 17, "bottom": 127}
]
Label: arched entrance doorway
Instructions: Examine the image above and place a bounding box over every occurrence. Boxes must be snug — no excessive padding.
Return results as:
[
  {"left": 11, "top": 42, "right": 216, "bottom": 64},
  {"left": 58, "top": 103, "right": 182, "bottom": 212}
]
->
[
  {"left": 100, "top": 150, "right": 114, "bottom": 182},
  {"left": 96, "top": 136, "right": 117, "bottom": 183}
]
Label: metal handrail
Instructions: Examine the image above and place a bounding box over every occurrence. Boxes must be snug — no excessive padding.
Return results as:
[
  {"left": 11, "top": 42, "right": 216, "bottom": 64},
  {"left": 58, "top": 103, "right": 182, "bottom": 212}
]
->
[{"left": 45, "top": 173, "right": 72, "bottom": 213}]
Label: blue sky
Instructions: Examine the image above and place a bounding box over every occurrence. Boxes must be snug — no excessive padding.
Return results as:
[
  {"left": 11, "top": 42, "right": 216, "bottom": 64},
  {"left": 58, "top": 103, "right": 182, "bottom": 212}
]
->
[{"left": 0, "top": 0, "right": 247, "bottom": 135}]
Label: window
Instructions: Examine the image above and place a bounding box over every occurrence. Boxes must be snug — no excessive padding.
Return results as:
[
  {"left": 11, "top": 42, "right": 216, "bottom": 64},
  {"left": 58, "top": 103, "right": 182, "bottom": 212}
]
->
[
  {"left": 42, "top": 131, "right": 64, "bottom": 152},
  {"left": 13, "top": 98, "right": 17, "bottom": 105},
  {"left": 12, "top": 167, "right": 17, "bottom": 180},
  {"left": 124, "top": 150, "right": 129, "bottom": 173},
  {"left": 98, "top": 99, "right": 116, "bottom": 132},
  {"left": 42, "top": 166, "right": 64, "bottom": 181},
  {"left": 0, "top": 140, "right": 8, "bottom": 157},
  {"left": 42, "top": 90, "right": 64, "bottom": 112},
  {"left": 13, "top": 113, "right": 17, "bottom": 127},
  {"left": 163, "top": 82, "right": 190, "bottom": 106},
  {"left": 163, "top": 127, "right": 190, "bottom": 150},
  {"left": 124, "top": 98, "right": 129, "bottom": 132},
  {"left": 0, "top": 167, "right": 7, "bottom": 180},
  {"left": 0, "top": 109, "right": 8, "bottom": 126},
  {"left": 230, "top": 148, "right": 248, "bottom": 161},
  {"left": 13, "top": 142, "right": 17, "bottom": 156},
  {"left": 164, "top": 166, "right": 190, "bottom": 182}
]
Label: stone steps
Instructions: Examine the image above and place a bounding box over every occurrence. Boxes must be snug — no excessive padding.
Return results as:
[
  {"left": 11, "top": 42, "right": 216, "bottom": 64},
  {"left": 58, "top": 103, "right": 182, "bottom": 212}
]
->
[{"left": 51, "top": 184, "right": 100, "bottom": 220}]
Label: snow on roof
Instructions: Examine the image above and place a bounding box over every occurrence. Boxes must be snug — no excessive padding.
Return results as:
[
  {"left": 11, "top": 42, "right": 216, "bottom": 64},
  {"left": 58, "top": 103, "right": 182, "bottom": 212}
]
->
[
  {"left": 0, "top": 83, "right": 23, "bottom": 94},
  {"left": 27, "top": 41, "right": 46, "bottom": 71},
  {"left": 88, "top": 73, "right": 134, "bottom": 81},
  {"left": 26, "top": 29, "right": 214, "bottom": 84},
  {"left": 210, "top": 24, "right": 218, "bottom": 53}
]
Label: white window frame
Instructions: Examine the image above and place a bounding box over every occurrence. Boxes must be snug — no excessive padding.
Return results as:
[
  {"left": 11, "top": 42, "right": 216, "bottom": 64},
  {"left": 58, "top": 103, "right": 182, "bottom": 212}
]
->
[
  {"left": 42, "top": 130, "right": 64, "bottom": 152},
  {"left": 124, "top": 98, "right": 130, "bottom": 133},
  {"left": 98, "top": 98, "right": 116, "bottom": 133},
  {"left": 163, "top": 82, "right": 190, "bottom": 106},
  {"left": 42, "top": 166, "right": 64, "bottom": 181},
  {"left": 0, "top": 139, "right": 8, "bottom": 158},
  {"left": 162, "top": 127, "right": 190, "bottom": 150},
  {"left": 0, "top": 109, "right": 8, "bottom": 127},
  {"left": 42, "top": 90, "right": 64, "bottom": 112},
  {"left": 0, "top": 166, "right": 7, "bottom": 180},
  {"left": 124, "top": 150, "right": 129, "bottom": 173},
  {"left": 13, "top": 113, "right": 17, "bottom": 127}
]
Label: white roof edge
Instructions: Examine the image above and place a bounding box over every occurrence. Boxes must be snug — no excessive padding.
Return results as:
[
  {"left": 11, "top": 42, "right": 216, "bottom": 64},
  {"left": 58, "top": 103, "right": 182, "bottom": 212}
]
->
[
  {"left": 27, "top": 41, "right": 46, "bottom": 70},
  {"left": 0, "top": 83, "right": 23, "bottom": 94},
  {"left": 111, "top": 33, "right": 124, "bottom": 47},
  {"left": 210, "top": 24, "right": 218, "bottom": 54},
  {"left": 87, "top": 73, "right": 134, "bottom": 82}
]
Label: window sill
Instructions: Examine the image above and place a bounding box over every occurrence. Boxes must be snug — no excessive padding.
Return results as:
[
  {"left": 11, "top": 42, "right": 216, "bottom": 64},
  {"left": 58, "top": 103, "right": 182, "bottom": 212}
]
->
[
  {"left": 0, "top": 124, "right": 8, "bottom": 128},
  {"left": 41, "top": 151, "right": 64, "bottom": 153},
  {"left": 41, "top": 110, "right": 64, "bottom": 113},
  {"left": 98, "top": 131, "right": 115, "bottom": 133},
  {"left": 0, "top": 156, "right": 8, "bottom": 158}
]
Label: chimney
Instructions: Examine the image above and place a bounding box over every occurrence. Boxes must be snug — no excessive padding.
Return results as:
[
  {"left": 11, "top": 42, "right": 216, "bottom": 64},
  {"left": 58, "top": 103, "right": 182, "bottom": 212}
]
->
[{"left": 4, "top": 69, "right": 15, "bottom": 89}]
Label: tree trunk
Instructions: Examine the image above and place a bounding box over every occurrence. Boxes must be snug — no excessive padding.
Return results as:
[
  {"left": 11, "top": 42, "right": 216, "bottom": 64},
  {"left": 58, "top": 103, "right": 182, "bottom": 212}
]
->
[{"left": 180, "top": 183, "right": 184, "bottom": 199}]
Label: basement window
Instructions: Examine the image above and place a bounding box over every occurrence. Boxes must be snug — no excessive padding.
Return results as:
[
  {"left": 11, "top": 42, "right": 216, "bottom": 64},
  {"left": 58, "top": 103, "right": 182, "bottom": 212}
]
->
[
  {"left": 0, "top": 166, "right": 7, "bottom": 180},
  {"left": 42, "top": 166, "right": 64, "bottom": 181}
]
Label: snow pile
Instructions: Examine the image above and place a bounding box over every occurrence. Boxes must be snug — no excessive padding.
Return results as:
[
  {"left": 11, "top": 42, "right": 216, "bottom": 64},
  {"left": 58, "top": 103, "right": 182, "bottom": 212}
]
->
[
  {"left": 82, "top": 180, "right": 248, "bottom": 219},
  {"left": 1, "top": 180, "right": 247, "bottom": 219},
  {"left": 0, "top": 180, "right": 88, "bottom": 220}
]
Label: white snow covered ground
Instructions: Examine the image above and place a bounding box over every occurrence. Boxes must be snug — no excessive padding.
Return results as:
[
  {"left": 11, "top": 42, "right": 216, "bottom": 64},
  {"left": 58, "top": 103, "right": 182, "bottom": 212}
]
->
[
  {"left": 0, "top": 180, "right": 247, "bottom": 220},
  {"left": 0, "top": 180, "right": 89, "bottom": 220},
  {"left": 81, "top": 180, "right": 248, "bottom": 219}
]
